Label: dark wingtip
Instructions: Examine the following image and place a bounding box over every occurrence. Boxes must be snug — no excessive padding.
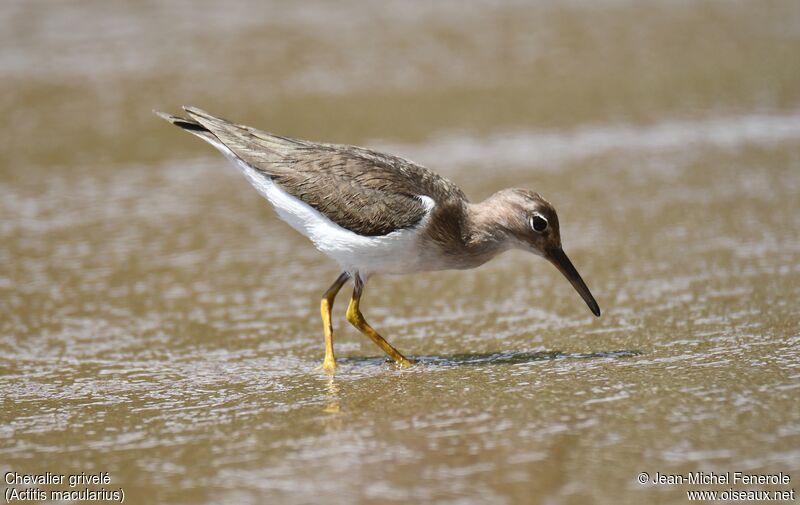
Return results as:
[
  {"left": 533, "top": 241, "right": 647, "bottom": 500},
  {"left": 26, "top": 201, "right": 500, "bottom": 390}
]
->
[
  {"left": 154, "top": 109, "right": 207, "bottom": 133},
  {"left": 591, "top": 303, "right": 601, "bottom": 318}
]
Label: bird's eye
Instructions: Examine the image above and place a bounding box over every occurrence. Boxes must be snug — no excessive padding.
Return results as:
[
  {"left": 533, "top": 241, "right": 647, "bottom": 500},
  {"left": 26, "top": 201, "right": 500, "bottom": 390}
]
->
[{"left": 530, "top": 214, "right": 548, "bottom": 233}]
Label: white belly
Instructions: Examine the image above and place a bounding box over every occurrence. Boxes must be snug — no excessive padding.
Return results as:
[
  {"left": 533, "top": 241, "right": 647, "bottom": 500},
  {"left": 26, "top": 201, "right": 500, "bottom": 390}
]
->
[
  {"left": 206, "top": 137, "right": 435, "bottom": 276},
  {"left": 241, "top": 163, "right": 435, "bottom": 276}
]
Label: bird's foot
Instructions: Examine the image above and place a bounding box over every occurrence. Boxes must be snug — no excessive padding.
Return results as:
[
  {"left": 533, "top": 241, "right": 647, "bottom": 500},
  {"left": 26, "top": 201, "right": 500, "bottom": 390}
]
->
[
  {"left": 394, "top": 356, "right": 415, "bottom": 368},
  {"left": 318, "top": 357, "right": 337, "bottom": 372}
]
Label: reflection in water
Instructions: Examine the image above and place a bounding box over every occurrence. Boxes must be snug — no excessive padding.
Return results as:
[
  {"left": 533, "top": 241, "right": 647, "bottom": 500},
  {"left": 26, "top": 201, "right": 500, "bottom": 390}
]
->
[{"left": 323, "top": 375, "right": 342, "bottom": 415}]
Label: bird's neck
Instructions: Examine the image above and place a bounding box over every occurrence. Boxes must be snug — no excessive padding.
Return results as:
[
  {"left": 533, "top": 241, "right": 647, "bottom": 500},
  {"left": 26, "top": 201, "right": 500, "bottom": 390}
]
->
[{"left": 461, "top": 197, "right": 515, "bottom": 263}]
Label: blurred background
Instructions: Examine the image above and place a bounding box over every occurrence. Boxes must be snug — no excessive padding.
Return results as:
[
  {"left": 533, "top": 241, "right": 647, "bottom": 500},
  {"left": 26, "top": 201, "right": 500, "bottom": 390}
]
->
[{"left": 1, "top": 1, "right": 799, "bottom": 504}]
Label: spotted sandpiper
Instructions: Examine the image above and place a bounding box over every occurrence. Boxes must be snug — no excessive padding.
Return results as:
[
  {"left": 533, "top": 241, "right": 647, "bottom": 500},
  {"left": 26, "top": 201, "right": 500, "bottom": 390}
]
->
[{"left": 156, "top": 107, "right": 600, "bottom": 371}]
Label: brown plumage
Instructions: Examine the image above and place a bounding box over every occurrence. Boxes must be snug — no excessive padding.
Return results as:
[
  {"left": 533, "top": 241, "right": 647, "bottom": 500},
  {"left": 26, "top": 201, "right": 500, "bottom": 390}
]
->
[{"left": 175, "top": 107, "right": 467, "bottom": 237}]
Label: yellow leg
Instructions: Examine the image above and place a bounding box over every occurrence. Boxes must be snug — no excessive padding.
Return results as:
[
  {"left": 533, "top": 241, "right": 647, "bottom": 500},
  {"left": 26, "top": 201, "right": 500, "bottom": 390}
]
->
[
  {"left": 345, "top": 275, "right": 414, "bottom": 368},
  {"left": 320, "top": 272, "right": 349, "bottom": 372}
]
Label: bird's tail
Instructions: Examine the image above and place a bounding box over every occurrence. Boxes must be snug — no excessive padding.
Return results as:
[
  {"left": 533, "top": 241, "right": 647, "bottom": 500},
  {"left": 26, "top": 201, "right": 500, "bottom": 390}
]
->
[
  {"left": 154, "top": 110, "right": 212, "bottom": 135},
  {"left": 154, "top": 109, "right": 233, "bottom": 155}
]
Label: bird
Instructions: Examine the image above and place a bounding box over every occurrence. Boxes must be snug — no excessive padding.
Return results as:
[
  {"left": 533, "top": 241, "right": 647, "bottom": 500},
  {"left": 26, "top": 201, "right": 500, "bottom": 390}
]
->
[{"left": 156, "top": 107, "right": 600, "bottom": 371}]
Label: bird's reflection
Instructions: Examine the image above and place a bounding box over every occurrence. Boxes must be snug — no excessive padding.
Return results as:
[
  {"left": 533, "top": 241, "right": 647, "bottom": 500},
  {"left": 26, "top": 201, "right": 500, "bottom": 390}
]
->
[{"left": 322, "top": 375, "right": 342, "bottom": 414}]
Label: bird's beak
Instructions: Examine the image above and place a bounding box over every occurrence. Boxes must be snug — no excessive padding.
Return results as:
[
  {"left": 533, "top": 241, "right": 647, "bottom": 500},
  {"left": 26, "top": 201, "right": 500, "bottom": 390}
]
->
[{"left": 545, "top": 247, "right": 601, "bottom": 317}]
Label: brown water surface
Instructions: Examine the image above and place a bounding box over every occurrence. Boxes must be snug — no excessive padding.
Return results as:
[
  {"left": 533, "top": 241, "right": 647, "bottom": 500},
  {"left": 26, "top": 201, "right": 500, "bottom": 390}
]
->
[{"left": 2, "top": 1, "right": 799, "bottom": 504}]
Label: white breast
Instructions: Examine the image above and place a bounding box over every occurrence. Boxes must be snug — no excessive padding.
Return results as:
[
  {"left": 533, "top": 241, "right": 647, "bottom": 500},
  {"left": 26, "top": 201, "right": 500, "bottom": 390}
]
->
[{"left": 202, "top": 135, "right": 436, "bottom": 277}]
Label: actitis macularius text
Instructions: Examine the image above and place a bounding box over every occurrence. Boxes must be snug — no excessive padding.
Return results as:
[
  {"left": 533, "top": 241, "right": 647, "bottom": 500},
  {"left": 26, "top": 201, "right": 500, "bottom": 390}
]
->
[{"left": 157, "top": 107, "right": 600, "bottom": 371}]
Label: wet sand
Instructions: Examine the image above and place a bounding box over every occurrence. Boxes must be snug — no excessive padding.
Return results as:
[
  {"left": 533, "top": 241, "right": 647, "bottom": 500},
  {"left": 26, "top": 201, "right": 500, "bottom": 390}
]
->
[{"left": 2, "top": 1, "right": 799, "bottom": 503}]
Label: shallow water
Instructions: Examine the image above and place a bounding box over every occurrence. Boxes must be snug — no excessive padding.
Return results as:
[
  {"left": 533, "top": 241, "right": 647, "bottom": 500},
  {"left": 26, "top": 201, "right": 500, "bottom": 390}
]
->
[{"left": 2, "top": 1, "right": 800, "bottom": 504}]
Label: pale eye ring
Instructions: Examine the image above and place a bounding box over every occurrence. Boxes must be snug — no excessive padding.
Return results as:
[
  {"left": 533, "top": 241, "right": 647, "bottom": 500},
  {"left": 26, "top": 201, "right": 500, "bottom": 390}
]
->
[{"left": 530, "top": 214, "right": 548, "bottom": 233}]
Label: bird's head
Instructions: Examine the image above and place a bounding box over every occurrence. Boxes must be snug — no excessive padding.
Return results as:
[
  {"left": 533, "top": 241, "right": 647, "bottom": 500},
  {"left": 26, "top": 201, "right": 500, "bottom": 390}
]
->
[{"left": 491, "top": 188, "right": 601, "bottom": 317}]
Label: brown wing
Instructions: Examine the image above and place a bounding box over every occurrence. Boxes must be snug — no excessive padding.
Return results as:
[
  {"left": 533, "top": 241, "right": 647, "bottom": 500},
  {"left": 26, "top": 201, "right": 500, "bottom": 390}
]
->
[{"left": 183, "top": 107, "right": 466, "bottom": 236}]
